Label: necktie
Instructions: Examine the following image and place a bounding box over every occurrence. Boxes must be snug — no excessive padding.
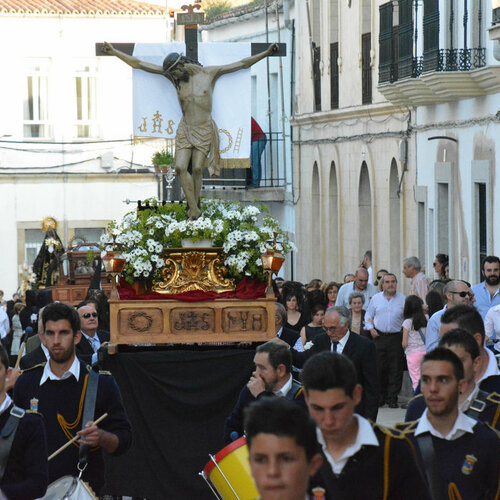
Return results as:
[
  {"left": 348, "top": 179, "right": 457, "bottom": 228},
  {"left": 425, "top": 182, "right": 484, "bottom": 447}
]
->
[
  {"left": 332, "top": 342, "right": 338, "bottom": 352},
  {"left": 90, "top": 337, "right": 98, "bottom": 352}
]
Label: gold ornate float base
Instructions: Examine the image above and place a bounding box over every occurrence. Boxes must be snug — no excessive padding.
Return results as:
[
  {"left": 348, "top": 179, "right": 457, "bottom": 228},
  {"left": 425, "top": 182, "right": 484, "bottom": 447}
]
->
[
  {"left": 109, "top": 297, "right": 276, "bottom": 346},
  {"left": 152, "top": 248, "right": 235, "bottom": 294}
]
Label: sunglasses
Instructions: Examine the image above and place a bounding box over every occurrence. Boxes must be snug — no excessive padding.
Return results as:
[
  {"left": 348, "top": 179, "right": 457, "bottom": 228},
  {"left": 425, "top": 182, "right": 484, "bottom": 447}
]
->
[
  {"left": 82, "top": 312, "right": 98, "bottom": 319},
  {"left": 449, "top": 291, "right": 473, "bottom": 299}
]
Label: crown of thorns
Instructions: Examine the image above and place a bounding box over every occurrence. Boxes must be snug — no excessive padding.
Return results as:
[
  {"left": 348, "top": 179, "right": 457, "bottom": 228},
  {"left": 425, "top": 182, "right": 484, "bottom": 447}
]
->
[{"left": 163, "top": 53, "right": 183, "bottom": 73}]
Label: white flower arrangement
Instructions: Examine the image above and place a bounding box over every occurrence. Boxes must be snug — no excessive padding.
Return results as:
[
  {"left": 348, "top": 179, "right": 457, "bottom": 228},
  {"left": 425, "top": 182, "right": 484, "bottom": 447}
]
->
[{"left": 102, "top": 198, "right": 295, "bottom": 286}]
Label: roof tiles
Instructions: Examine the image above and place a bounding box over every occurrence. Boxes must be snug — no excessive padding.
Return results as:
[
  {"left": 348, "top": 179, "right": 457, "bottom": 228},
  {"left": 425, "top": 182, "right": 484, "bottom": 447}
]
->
[{"left": 0, "top": 0, "right": 166, "bottom": 16}]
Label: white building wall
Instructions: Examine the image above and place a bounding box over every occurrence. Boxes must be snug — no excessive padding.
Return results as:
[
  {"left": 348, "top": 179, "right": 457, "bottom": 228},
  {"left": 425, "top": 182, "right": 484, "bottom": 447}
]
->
[
  {"left": 0, "top": 11, "right": 170, "bottom": 295},
  {"left": 200, "top": 1, "right": 297, "bottom": 278}
]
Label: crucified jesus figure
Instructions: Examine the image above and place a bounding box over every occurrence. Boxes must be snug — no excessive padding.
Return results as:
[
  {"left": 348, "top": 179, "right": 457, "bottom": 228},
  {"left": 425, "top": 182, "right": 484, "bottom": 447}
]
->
[{"left": 102, "top": 42, "right": 278, "bottom": 219}]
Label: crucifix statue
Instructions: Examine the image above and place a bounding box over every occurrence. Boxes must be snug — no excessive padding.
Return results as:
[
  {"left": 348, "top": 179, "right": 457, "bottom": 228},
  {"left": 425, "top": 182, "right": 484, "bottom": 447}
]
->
[{"left": 102, "top": 40, "right": 278, "bottom": 219}]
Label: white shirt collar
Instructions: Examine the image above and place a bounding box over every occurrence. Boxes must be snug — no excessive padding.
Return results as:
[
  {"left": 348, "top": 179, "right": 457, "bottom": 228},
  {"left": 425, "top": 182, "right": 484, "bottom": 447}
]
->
[
  {"left": 478, "top": 348, "right": 500, "bottom": 382},
  {"left": 415, "top": 408, "right": 476, "bottom": 441},
  {"left": 40, "top": 356, "right": 80, "bottom": 385},
  {"left": 317, "top": 415, "right": 379, "bottom": 474},
  {"left": 275, "top": 374, "right": 293, "bottom": 397},
  {"left": 459, "top": 384, "right": 480, "bottom": 413},
  {"left": 0, "top": 394, "right": 12, "bottom": 415},
  {"left": 330, "top": 331, "right": 350, "bottom": 354}
]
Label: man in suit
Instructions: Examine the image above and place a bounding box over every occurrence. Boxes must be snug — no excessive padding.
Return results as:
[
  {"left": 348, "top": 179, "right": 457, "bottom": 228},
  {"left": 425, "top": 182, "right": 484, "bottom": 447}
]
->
[
  {"left": 19, "top": 307, "right": 48, "bottom": 370},
  {"left": 76, "top": 301, "right": 110, "bottom": 366},
  {"left": 223, "top": 341, "right": 306, "bottom": 443},
  {"left": 292, "top": 306, "right": 379, "bottom": 421}
]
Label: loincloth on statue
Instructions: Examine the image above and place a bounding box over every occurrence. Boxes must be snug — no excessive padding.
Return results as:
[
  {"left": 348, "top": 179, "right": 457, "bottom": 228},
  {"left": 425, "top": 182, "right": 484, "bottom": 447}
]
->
[{"left": 175, "top": 117, "right": 221, "bottom": 177}]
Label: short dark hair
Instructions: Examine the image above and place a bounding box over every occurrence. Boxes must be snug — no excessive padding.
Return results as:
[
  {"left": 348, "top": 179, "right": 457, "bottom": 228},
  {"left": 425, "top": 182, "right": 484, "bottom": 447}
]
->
[
  {"left": 244, "top": 398, "right": 319, "bottom": 460},
  {"left": 439, "top": 328, "right": 480, "bottom": 360},
  {"left": 482, "top": 255, "right": 500, "bottom": 271},
  {"left": 256, "top": 341, "right": 292, "bottom": 373},
  {"left": 300, "top": 352, "right": 357, "bottom": 397},
  {"left": 421, "top": 347, "right": 464, "bottom": 381},
  {"left": 0, "top": 345, "right": 9, "bottom": 370},
  {"left": 42, "top": 302, "right": 80, "bottom": 335},
  {"left": 441, "top": 305, "right": 485, "bottom": 342}
]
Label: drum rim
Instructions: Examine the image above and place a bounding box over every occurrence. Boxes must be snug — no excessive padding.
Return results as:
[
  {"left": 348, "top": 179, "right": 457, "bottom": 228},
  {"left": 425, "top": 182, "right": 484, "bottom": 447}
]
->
[{"left": 203, "top": 436, "right": 248, "bottom": 476}]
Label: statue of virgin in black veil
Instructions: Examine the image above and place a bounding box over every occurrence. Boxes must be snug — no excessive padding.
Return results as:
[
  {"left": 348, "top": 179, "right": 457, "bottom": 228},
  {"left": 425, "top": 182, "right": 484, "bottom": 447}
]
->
[{"left": 32, "top": 228, "right": 65, "bottom": 288}]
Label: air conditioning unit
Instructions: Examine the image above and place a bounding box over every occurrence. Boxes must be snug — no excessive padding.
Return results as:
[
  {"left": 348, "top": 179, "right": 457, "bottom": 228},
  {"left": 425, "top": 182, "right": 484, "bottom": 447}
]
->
[{"left": 100, "top": 151, "right": 114, "bottom": 170}]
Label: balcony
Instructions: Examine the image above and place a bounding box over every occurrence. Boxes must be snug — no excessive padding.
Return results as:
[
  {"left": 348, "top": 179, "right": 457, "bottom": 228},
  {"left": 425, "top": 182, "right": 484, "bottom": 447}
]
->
[
  {"left": 378, "top": 0, "right": 500, "bottom": 107},
  {"left": 162, "top": 132, "right": 288, "bottom": 203}
]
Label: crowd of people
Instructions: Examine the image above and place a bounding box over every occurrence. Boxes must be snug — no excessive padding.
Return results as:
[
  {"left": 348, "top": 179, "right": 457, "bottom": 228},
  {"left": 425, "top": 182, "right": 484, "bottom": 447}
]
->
[
  {"left": 0, "top": 291, "right": 129, "bottom": 499},
  {"left": 0, "top": 251, "right": 499, "bottom": 498},
  {"left": 227, "top": 252, "right": 500, "bottom": 499}
]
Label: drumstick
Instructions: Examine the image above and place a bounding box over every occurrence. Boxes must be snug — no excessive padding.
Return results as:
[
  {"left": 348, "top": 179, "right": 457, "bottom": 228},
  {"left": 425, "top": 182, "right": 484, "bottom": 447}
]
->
[
  {"left": 14, "top": 342, "right": 25, "bottom": 370},
  {"left": 48, "top": 413, "right": 108, "bottom": 461}
]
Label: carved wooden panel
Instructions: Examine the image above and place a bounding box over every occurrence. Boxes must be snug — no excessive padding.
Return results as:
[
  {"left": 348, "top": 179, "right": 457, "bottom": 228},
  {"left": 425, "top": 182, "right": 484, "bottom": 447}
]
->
[
  {"left": 109, "top": 297, "right": 276, "bottom": 345},
  {"left": 170, "top": 308, "right": 215, "bottom": 334},
  {"left": 119, "top": 308, "right": 163, "bottom": 335},
  {"left": 222, "top": 308, "right": 268, "bottom": 333}
]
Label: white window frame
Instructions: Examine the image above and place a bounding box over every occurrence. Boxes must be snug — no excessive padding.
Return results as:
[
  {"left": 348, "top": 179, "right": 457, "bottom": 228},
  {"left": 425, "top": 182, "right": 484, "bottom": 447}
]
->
[
  {"left": 73, "top": 62, "right": 98, "bottom": 139},
  {"left": 23, "top": 59, "right": 51, "bottom": 139}
]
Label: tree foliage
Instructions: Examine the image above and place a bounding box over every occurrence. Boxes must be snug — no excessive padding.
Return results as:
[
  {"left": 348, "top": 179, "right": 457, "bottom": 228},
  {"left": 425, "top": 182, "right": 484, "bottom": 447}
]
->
[{"left": 204, "top": 0, "right": 232, "bottom": 20}]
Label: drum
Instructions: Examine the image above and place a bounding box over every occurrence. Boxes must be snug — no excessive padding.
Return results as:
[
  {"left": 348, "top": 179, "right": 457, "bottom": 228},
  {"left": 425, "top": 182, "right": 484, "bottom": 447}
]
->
[
  {"left": 40, "top": 475, "right": 97, "bottom": 500},
  {"left": 201, "top": 436, "right": 259, "bottom": 500}
]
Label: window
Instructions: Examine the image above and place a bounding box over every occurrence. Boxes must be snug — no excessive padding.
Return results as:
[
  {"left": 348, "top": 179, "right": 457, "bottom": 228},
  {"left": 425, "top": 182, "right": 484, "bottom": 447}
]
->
[
  {"left": 23, "top": 61, "right": 50, "bottom": 138},
  {"left": 361, "top": 33, "right": 372, "bottom": 104},
  {"left": 74, "top": 65, "right": 98, "bottom": 138},
  {"left": 25, "top": 229, "right": 45, "bottom": 266},
  {"left": 74, "top": 227, "right": 105, "bottom": 244}
]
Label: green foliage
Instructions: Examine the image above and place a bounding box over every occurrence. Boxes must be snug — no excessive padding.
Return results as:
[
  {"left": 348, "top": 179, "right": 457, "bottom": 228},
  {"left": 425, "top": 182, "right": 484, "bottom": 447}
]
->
[
  {"left": 151, "top": 149, "right": 174, "bottom": 166},
  {"left": 204, "top": 0, "right": 232, "bottom": 20}
]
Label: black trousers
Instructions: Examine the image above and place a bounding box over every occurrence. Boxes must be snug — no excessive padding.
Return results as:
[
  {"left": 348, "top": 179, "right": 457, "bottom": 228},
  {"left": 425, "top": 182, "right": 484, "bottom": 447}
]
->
[{"left": 374, "top": 332, "right": 403, "bottom": 403}]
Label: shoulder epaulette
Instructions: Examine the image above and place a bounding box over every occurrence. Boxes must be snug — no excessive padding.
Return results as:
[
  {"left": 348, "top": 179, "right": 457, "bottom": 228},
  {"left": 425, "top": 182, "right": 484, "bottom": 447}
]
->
[
  {"left": 25, "top": 410, "right": 44, "bottom": 418},
  {"left": 486, "top": 392, "right": 500, "bottom": 405},
  {"left": 294, "top": 386, "right": 303, "bottom": 399},
  {"left": 98, "top": 370, "right": 112, "bottom": 376},
  {"left": 22, "top": 362, "right": 46, "bottom": 372},
  {"left": 394, "top": 420, "right": 418, "bottom": 434},
  {"left": 373, "top": 423, "right": 407, "bottom": 439},
  {"left": 407, "top": 393, "right": 424, "bottom": 405}
]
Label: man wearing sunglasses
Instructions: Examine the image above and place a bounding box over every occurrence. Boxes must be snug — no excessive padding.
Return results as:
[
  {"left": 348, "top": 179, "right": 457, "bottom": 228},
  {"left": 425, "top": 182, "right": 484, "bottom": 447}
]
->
[
  {"left": 425, "top": 280, "right": 474, "bottom": 351},
  {"left": 76, "top": 302, "right": 110, "bottom": 366}
]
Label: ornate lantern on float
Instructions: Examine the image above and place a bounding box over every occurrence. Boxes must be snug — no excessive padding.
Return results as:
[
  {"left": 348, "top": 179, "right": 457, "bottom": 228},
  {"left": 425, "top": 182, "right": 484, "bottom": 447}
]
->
[
  {"left": 102, "top": 239, "right": 126, "bottom": 300},
  {"left": 260, "top": 232, "right": 285, "bottom": 297}
]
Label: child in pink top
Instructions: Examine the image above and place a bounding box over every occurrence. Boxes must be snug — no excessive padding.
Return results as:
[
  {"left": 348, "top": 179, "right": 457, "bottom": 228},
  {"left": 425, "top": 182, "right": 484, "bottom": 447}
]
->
[{"left": 402, "top": 295, "right": 427, "bottom": 389}]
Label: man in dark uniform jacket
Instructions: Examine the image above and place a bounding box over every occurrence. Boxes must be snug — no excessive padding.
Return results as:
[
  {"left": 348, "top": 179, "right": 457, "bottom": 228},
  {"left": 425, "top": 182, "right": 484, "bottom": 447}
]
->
[
  {"left": 0, "top": 345, "right": 48, "bottom": 499},
  {"left": 76, "top": 302, "right": 110, "bottom": 366},
  {"left": 13, "top": 302, "right": 131, "bottom": 495},
  {"left": 223, "top": 341, "right": 306, "bottom": 443},
  {"left": 398, "top": 348, "right": 500, "bottom": 500},
  {"left": 302, "top": 352, "right": 430, "bottom": 500},
  {"left": 292, "top": 306, "right": 379, "bottom": 421},
  {"left": 406, "top": 329, "right": 500, "bottom": 429}
]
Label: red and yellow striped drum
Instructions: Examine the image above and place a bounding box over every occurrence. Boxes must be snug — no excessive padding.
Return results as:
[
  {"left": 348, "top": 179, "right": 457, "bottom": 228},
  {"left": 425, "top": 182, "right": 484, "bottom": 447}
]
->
[{"left": 201, "top": 437, "right": 259, "bottom": 500}]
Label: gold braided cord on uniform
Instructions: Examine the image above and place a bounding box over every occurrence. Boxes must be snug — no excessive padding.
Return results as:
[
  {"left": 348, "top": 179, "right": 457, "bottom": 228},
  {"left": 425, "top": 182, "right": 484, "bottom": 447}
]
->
[
  {"left": 383, "top": 435, "right": 391, "bottom": 500},
  {"left": 493, "top": 404, "right": 500, "bottom": 429},
  {"left": 294, "top": 387, "right": 303, "bottom": 399},
  {"left": 448, "top": 482, "right": 462, "bottom": 500},
  {"left": 56, "top": 373, "right": 89, "bottom": 448}
]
